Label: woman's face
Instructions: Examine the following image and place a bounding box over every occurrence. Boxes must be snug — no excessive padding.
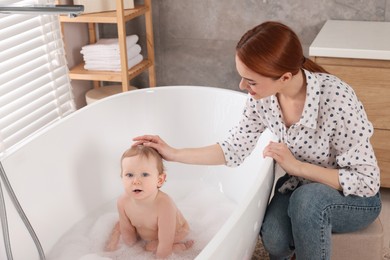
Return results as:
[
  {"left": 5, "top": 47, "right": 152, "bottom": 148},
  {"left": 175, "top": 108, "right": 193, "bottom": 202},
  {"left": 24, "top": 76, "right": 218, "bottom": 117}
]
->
[{"left": 235, "top": 55, "right": 282, "bottom": 100}]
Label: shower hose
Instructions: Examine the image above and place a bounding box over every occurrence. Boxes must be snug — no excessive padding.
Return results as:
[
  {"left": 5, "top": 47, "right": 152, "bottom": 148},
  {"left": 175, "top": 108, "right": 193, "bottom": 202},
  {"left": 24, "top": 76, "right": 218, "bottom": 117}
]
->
[{"left": 0, "top": 163, "right": 46, "bottom": 260}]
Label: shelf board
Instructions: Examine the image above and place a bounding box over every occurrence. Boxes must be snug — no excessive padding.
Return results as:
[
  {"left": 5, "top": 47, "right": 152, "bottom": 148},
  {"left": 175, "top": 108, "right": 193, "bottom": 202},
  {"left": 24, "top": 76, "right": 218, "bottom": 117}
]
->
[
  {"left": 68, "top": 59, "right": 151, "bottom": 82},
  {"left": 59, "top": 5, "right": 147, "bottom": 23}
]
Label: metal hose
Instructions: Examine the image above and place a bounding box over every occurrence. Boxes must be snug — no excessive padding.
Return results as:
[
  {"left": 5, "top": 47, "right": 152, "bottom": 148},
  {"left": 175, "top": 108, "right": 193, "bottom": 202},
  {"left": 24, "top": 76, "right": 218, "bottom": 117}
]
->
[
  {"left": 0, "top": 163, "right": 46, "bottom": 260},
  {"left": 0, "top": 175, "right": 13, "bottom": 260}
]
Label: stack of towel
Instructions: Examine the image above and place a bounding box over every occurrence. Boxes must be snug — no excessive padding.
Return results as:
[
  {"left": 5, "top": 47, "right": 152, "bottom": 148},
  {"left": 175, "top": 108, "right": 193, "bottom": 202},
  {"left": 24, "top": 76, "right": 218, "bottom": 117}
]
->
[{"left": 80, "top": 35, "right": 143, "bottom": 72}]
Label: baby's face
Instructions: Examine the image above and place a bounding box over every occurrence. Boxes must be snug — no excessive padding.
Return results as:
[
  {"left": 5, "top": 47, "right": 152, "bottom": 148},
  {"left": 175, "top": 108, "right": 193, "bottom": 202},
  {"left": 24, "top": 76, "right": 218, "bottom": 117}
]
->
[{"left": 121, "top": 155, "right": 164, "bottom": 200}]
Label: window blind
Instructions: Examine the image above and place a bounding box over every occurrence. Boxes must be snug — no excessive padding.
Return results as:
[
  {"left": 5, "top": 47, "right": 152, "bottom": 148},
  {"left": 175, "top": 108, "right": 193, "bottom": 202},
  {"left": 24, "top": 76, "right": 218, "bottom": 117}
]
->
[{"left": 0, "top": 0, "right": 75, "bottom": 156}]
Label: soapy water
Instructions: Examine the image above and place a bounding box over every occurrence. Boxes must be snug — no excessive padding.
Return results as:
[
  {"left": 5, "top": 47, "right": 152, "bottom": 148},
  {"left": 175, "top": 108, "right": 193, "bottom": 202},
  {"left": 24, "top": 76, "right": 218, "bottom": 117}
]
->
[{"left": 47, "top": 181, "right": 236, "bottom": 260}]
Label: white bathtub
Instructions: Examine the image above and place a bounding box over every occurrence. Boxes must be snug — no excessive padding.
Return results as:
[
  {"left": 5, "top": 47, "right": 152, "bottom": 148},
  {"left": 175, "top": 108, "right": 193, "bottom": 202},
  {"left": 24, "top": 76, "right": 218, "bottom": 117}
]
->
[{"left": 0, "top": 86, "right": 276, "bottom": 260}]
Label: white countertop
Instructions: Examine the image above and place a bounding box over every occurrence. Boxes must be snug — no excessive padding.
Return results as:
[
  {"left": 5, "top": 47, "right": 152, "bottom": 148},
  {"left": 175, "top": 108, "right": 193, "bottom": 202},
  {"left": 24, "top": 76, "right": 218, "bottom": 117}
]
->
[{"left": 309, "top": 20, "right": 390, "bottom": 60}]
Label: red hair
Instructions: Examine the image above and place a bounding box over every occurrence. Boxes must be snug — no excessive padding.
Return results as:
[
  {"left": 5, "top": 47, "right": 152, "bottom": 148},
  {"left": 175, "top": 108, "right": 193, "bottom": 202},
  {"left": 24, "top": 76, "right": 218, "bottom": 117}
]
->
[{"left": 236, "top": 21, "right": 328, "bottom": 78}]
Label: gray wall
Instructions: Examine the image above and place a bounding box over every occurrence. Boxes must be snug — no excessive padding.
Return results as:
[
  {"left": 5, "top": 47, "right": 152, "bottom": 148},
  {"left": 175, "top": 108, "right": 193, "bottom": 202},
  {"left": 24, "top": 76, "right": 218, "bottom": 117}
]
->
[
  {"left": 66, "top": 0, "right": 390, "bottom": 107},
  {"left": 98, "top": 0, "right": 390, "bottom": 92}
]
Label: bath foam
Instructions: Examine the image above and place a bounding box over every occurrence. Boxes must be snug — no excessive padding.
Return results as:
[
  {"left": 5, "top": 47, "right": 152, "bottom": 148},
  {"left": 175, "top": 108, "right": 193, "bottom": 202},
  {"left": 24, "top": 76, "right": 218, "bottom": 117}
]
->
[{"left": 47, "top": 180, "right": 236, "bottom": 260}]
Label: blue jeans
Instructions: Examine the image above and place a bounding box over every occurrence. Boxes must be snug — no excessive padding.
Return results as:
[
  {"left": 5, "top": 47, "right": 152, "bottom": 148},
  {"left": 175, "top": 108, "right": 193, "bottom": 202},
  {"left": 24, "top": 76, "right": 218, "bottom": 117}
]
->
[{"left": 260, "top": 174, "right": 381, "bottom": 260}]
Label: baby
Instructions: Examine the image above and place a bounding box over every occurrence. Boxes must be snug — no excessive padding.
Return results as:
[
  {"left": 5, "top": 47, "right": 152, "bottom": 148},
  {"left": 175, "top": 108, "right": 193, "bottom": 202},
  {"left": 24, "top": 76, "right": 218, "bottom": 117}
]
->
[{"left": 105, "top": 145, "right": 193, "bottom": 258}]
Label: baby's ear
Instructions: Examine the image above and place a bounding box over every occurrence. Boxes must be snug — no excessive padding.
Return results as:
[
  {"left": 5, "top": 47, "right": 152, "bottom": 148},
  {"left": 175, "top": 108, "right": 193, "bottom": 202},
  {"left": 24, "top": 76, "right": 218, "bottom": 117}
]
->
[{"left": 157, "top": 172, "right": 167, "bottom": 188}]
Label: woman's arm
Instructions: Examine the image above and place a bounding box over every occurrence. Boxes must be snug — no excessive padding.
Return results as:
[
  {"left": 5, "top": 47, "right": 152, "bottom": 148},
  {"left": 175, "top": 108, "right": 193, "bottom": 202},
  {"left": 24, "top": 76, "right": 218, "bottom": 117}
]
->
[
  {"left": 133, "top": 135, "right": 226, "bottom": 165},
  {"left": 263, "top": 141, "right": 342, "bottom": 190},
  {"left": 297, "top": 161, "right": 341, "bottom": 191}
]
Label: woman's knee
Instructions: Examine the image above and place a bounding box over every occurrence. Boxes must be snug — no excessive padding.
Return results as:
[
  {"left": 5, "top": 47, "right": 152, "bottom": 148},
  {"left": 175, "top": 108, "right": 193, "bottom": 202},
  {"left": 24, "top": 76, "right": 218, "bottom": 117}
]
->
[
  {"left": 261, "top": 232, "right": 293, "bottom": 257},
  {"left": 287, "top": 183, "right": 333, "bottom": 224},
  {"left": 261, "top": 219, "right": 294, "bottom": 257}
]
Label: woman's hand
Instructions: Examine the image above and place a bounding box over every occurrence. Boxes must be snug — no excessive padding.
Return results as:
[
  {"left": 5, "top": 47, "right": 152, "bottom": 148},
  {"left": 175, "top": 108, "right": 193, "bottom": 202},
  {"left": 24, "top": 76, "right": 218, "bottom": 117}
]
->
[
  {"left": 263, "top": 141, "right": 302, "bottom": 176},
  {"left": 263, "top": 141, "right": 342, "bottom": 190},
  {"left": 133, "top": 135, "right": 226, "bottom": 165},
  {"left": 132, "top": 135, "right": 177, "bottom": 161}
]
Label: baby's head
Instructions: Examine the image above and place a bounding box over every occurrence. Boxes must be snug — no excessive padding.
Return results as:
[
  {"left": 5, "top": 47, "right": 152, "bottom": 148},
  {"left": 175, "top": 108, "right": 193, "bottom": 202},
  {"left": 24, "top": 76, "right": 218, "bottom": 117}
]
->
[{"left": 120, "top": 145, "right": 166, "bottom": 187}]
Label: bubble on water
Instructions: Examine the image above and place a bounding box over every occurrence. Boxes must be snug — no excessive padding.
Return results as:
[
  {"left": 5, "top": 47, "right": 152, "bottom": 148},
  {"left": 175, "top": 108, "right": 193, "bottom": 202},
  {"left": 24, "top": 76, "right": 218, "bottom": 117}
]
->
[{"left": 48, "top": 181, "right": 236, "bottom": 260}]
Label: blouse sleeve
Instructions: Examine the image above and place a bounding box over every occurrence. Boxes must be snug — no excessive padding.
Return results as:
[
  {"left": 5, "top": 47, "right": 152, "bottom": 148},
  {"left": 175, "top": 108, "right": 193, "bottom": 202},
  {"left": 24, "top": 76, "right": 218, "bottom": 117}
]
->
[
  {"left": 334, "top": 99, "right": 380, "bottom": 197},
  {"left": 218, "top": 97, "right": 266, "bottom": 167}
]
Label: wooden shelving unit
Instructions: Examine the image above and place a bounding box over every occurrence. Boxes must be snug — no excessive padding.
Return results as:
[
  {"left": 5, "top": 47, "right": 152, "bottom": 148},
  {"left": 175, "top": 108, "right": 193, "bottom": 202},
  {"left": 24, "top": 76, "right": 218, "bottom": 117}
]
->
[
  {"left": 59, "top": 0, "right": 156, "bottom": 91},
  {"left": 311, "top": 57, "right": 390, "bottom": 188},
  {"left": 310, "top": 20, "right": 390, "bottom": 188}
]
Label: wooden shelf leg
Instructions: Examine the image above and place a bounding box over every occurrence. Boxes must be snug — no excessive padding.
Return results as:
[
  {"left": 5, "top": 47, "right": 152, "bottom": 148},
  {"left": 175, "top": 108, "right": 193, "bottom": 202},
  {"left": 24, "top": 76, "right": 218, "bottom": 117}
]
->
[
  {"left": 116, "top": 0, "right": 131, "bottom": 92},
  {"left": 145, "top": 0, "right": 156, "bottom": 87},
  {"left": 88, "top": 22, "right": 100, "bottom": 89}
]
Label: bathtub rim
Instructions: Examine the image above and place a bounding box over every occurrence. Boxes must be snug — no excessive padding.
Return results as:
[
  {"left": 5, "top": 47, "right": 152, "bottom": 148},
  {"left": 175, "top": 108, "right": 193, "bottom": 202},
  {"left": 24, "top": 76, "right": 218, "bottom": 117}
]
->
[
  {"left": 195, "top": 129, "right": 275, "bottom": 259},
  {"left": 0, "top": 85, "right": 276, "bottom": 259}
]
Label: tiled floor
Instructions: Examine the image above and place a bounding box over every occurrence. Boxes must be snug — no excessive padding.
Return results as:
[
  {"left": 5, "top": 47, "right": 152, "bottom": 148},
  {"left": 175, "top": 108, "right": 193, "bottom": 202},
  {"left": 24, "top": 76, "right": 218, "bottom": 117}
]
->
[{"left": 251, "top": 239, "right": 269, "bottom": 260}]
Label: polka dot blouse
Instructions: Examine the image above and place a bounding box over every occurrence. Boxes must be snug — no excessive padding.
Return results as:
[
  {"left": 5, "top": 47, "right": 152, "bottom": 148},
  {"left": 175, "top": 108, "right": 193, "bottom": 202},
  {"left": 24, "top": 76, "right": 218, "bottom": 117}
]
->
[{"left": 219, "top": 69, "right": 380, "bottom": 197}]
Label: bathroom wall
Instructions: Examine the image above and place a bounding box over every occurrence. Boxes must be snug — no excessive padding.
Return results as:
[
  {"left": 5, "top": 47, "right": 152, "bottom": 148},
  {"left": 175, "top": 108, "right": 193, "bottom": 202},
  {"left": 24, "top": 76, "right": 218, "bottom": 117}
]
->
[
  {"left": 71, "top": 0, "right": 390, "bottom": 100},
  {"left": 115, "top": 0, "right": 390, "bottom": 91}
]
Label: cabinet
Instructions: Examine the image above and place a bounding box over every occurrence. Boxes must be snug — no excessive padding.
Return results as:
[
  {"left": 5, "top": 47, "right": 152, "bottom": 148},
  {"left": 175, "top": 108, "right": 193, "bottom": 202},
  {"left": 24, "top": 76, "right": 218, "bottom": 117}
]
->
[
  {"left": 59, "top": 0, "right": 156, "bottom": 91},
  {"left": 310, "top": 20, "right": 390, "bottom": 188}
]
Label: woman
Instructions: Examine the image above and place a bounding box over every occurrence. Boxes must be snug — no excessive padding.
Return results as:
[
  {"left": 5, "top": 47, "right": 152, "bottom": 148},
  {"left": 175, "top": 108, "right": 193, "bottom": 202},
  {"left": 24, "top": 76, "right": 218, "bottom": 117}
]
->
[{"left": 133, "top": 21, "right": 381, "bottom": 259}]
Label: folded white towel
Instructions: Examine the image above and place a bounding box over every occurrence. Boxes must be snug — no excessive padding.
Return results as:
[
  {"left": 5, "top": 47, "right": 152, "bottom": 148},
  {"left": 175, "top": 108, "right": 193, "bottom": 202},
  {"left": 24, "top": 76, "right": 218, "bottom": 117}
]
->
[
  {"left": 81, "top": 35, "right": 139, "bottom": 52},
  {"left": 82, "top": 44, "right": 141, "bottom": 61},
  {"left": 84, "top": 54, "right": 143, "bottom": 72}
]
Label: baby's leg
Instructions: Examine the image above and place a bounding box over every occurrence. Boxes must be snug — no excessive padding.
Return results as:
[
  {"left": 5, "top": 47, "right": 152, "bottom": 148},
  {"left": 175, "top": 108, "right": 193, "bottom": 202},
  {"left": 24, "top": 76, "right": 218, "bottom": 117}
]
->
[
  {"left": 173, "top": 240, "right": 194, "bottom": 252},
  {"left": 145, "top": 240, "right": 193, "bottom": 253},
  {"left": 145, "top": 240, "right": 158, "bottom": 252},
  {"left": 105, "top": 222, "right": 121, "bottom": 252}
]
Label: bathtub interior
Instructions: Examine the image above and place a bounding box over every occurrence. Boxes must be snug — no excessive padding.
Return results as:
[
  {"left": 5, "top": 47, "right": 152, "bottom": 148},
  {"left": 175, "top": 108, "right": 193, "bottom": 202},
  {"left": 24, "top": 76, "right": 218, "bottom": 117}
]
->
[{"left": 0, "top": 86, "right": 275, "bottom": 259}]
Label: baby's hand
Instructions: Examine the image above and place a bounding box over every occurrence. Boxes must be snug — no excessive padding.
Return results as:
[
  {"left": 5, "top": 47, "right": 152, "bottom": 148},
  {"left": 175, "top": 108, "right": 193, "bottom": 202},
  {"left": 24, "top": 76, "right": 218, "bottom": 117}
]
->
[
  {"left": 173, "top": 240, "right": 194, "bottom": 253},
  {"left": 104, "top": 240, "right": 119, "bottom": 252},
  {"left": 183, "top": 240, "right": 194, "bottom": 250}
]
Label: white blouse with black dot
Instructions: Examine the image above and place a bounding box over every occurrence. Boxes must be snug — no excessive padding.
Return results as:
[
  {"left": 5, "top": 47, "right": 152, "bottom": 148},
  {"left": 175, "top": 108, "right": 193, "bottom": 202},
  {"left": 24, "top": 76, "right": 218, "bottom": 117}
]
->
[{"left": 219, "top": 69, "right": 380, "bottom": 197}]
